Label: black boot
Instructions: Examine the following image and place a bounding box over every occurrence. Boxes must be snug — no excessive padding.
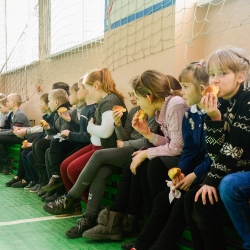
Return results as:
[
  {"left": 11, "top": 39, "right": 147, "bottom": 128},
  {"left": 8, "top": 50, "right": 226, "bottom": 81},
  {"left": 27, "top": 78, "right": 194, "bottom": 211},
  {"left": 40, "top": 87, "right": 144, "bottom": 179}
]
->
[{"left": 122, "top": 214, "right": 141, "bottom": 237}]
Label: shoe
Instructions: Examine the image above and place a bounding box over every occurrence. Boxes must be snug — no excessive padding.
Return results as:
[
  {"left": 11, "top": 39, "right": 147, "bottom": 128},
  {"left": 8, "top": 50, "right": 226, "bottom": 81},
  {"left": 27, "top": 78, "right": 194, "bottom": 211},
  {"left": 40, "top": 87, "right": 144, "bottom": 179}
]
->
[
  {"left": 30, "top": 183, "right": 40, "bottom": 193},
  {"left": 5, "top": 177, "right": 20, "bottom": 187},
  {"left": 24, "top": 181, "right": 36, "bottom": 190},
  {"left": 65, "top": 214, "right": 97, "bottom": 239},
  {"left": 43, "top": 195, "right": 82, "bottom": 216},
  {"left": 41, "top": 191, "right": 56, "bottom": 201},
  {"left": 37, "top": 186, "right": 46, "bottom": 197},
  {"left": 43, "top": 176, "right": 63, "bottom": 192},
  {"left": 12, "top": 180, "right": 28, "bottom": 188},
  {"left": 121, "top": 241, "right": 135, "bottom": 250},
  {"left": 45, "top": 193, "right": 58, "bottom": 203}
]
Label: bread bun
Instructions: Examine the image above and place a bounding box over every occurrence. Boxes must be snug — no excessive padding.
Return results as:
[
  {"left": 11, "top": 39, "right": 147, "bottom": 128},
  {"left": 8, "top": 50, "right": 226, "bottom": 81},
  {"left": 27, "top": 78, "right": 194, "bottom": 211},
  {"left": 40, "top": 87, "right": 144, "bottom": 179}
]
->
[
  {"left": 22, "top": 140, "right": 28, "bottom": 147},
  {"left": 112, "top": 105, "right": 126, "bottom": 112},
  {"left": 137, "top": 109, "right": 146, "bottom": 121},
  {"left": 40, "top": 119, "right": 48, "bottom": 127},
  {"left": 168, "top": 167, "right": 181, "bottom": 180},
  {"left": 58, "top": 107, "right": 67, "bottom": 113},
  {"left": 202, "top": 85, "right": 219, "bottom": 98}
]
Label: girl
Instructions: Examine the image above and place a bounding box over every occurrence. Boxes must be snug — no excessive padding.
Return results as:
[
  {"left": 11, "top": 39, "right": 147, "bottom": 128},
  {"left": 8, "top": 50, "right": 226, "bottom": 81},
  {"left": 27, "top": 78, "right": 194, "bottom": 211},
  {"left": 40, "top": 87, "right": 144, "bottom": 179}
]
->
[
  {"left": 121, "top": 61, "right": 212, "bottom": 250},
  {"left": 43, "top": 68, "right": 127, "bottom": 215},
  {"left": 183, "top": 46, "right": 250, "bottom": 250},
  {"left": 82, "top": 70, "right": 189, "bottom": 241}
]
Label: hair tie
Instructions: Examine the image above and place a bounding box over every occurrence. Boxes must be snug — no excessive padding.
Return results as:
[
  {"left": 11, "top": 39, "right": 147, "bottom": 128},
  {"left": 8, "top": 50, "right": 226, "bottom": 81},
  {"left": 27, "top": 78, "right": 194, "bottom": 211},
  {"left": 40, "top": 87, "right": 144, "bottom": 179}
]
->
[
  {"left": 197, "top": 60, "right": 205, "bottom": 66},
  {"left": 242, "top": 57, "right": 250, "bottom": 65}
]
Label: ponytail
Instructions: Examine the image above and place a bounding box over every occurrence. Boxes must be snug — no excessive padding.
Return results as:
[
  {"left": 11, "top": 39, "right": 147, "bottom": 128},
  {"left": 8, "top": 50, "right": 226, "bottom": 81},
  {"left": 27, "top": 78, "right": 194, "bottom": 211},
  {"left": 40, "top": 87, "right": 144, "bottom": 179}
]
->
[{"left": 86, "top": 68, "right": 125, "bottom": 100}]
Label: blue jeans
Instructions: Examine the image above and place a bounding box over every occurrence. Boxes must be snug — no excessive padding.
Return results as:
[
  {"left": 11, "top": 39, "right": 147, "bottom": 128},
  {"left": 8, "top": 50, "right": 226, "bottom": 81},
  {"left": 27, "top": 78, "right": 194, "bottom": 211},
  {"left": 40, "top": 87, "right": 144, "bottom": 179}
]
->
[{"left": 219, "top": 172, "right": 250, "bottom": 250}]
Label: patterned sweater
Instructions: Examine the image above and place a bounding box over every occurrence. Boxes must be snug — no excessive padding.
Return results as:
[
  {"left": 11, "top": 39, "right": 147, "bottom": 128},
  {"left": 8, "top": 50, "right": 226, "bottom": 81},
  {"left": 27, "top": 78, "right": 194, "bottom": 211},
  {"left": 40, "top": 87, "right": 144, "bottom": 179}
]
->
[
  {"left": 147, "top": 95, "right": 189, "bottom": 159},
  {"left": 204, "top": 84, "right": 250, "bottom": 188}
]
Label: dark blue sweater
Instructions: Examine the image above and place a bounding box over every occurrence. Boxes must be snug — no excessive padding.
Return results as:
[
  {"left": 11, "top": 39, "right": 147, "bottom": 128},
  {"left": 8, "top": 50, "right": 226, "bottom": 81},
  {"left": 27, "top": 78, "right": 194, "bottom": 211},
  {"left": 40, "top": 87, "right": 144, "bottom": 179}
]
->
[
  {"left": 178, "top": 106, "right": 211, "bottom": 184},
  {"left": 68, "top": 103, "right": 97, "bottom": 143}
]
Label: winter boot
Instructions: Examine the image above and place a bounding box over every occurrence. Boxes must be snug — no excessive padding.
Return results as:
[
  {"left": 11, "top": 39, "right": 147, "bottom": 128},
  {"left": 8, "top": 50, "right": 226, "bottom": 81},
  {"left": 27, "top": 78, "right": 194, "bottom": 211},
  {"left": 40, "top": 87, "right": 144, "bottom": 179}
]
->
[
  {"left": 122, "top": 214, "right": 141, "bottom": 237},
  {"left": 82, "top": 207, "right": 124, "bottom": 241}
]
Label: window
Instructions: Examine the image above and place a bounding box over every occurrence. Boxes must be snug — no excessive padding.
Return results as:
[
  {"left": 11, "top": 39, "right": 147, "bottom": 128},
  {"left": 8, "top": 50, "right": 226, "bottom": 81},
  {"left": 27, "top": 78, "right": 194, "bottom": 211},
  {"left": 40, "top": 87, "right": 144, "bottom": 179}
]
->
[
  {"left": 50, "top": 0, "right": 104, "bottom": 55},
  {"left": 0, "top": 0, "right": 39, "bottom": 73}
]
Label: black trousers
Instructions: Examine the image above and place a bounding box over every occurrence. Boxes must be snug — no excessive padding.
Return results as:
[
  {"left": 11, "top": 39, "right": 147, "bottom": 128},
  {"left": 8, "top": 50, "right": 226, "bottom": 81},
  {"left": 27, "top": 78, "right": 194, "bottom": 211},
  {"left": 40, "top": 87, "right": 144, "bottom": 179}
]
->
[
  {"left": 49, "top": 138, "right": 86, "bottom": 175},
  {"left": 0, "top": 135, "right": 22, "bottom": 164},
  {"left": 184, "top": 185, "right": 226, "bottom": 250},
  {"left": 134, "top": 187, "right": 187, "bottom": 250},
  {"left": 111, "top": 161, "right": 144, "bottom": 215}
]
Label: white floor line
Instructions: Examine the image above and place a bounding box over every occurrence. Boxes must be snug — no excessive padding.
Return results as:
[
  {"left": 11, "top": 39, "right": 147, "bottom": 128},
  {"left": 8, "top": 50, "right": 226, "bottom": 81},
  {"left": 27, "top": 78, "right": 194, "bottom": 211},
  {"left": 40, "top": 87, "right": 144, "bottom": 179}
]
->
[{"left": 0, "top": 214, "right": 81, "bottom": 226}]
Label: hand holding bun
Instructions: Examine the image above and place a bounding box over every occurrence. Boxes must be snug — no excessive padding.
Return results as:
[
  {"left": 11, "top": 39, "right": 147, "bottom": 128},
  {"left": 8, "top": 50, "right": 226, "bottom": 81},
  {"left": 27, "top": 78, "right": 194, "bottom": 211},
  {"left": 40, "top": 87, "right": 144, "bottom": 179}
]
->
[
  {"left": 22, "top": 140, "right": 28, "bottom": 147},
  {"left": 168, "top": 167, "right": 181, "bottom": 180},
  {"left": 40, "top": 119, "right": 48, "bottom": 127},
  {"left": 112, "top": 105, "right": 126, "bottom": 112},
  {"left": 202, "top": 85, "right": 219, "bottom": 98},
  {"left": 58, "top": 107, "right": 68, "bottom": 113}
]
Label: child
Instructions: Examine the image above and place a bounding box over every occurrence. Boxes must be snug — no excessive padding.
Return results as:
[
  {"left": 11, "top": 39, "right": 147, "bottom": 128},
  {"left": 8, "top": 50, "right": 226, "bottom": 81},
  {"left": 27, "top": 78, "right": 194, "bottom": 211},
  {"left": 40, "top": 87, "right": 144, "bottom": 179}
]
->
[
  {"left": 43, "top": 67, "right": 127, "bottom": 217},
  {"left": 0, "top": 93, "right": 30, "bottom": 174},
  {"left": 183, "top": 46, "right": 250, "bottom": 250},
  {"left": 82, "top": 71, "right": 189, "bottom": 241},
  {"left": 33, "top": 89, "right": 73, "bottom": 197},
  {"left": 0, "top": 93, "right": 7, "bottom": 128},
  {"left": 121, "top": 61, "right": 212, "bottom": 250},
  {"left": 41, "top": 80, "right": 96, "bottom": 200},
  {"left": 10, "top": 93, "right": 53, "bottom": 189}
]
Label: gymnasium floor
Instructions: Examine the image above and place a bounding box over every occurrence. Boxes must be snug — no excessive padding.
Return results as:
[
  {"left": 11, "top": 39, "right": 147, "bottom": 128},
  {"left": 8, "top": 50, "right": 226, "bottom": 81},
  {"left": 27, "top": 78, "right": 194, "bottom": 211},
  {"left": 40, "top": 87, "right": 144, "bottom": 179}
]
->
[{"left": 0, "top": 174, "right": 133, "bottom": 250}]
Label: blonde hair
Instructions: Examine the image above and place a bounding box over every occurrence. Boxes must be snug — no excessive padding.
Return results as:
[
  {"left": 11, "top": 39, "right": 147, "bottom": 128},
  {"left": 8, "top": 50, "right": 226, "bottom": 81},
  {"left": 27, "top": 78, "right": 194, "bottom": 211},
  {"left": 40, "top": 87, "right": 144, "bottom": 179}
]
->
[
  {"left": 85, "top": 68, "right": 124, "bottom": 100},
  {"left": 132, "top": 70, "right": 181, "bottom": 102},
  {"left": 7, "top": 93, "right": 22, "bottom": 106},
  {"left": 49, "top": 89, "right": 69, "bottom": 104},
  {"left": 207, "top": 46, "right": 250, "bottom": 86},
  {"left": 0, "top": 97, "right": 7, "bottom": 106},
  {"left": 179, "top": 61, "right": 209, "bottom": 88}
]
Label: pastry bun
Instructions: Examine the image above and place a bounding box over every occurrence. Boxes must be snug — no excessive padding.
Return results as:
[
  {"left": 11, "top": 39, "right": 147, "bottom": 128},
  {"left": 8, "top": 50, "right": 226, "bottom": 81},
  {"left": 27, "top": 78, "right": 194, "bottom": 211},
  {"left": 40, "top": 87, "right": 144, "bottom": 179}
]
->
[
  {"left": 168, "top": 167, "right": 181, "bottom": 180},
  {"left": 58, "top": 107, "right": 67, "bottom": 113},
  {"left": 40, "top": 119, "right": 48, "bottom": 127},
  {"left": 22, "top": 140, "right": 28, "bottom": 147},
  {"left": 137, "top": 109, "right": 146, "bottom": 121},
  {"left": 112, "top": 105, "right": 127, "bottom": 112},
  {"left": 202, "top": 85, "right": 219, "bottom": 98}
]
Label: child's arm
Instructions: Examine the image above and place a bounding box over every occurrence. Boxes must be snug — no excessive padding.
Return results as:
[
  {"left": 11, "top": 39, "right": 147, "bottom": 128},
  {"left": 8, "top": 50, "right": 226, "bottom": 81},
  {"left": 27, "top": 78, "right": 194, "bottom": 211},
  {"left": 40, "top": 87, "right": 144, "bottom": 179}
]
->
[{"left": 87, "top": 111, "right": 114, "bottom": 139}]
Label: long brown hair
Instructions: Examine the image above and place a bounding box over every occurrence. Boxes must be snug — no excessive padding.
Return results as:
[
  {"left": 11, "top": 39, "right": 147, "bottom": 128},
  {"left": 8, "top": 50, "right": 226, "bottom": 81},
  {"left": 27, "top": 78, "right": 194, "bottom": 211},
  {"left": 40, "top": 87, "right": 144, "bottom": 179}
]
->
[
  {"left": 85, "top": 68, "right": 125, "bottom": 100},
  {"left": 132, "top": 70, "right": 181, "bottom": 102}
]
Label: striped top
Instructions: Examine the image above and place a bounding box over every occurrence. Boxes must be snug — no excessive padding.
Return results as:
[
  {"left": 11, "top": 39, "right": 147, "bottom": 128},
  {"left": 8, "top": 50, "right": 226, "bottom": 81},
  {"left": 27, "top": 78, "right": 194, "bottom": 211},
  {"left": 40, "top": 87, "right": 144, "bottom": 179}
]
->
[{"left": 147, "top": 95, "right": 189, "bottom": 159}]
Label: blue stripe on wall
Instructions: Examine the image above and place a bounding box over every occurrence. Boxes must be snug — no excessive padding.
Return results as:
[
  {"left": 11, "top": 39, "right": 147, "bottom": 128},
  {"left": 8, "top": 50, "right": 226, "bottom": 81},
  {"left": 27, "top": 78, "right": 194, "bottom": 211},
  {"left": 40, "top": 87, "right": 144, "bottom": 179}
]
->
[{"left": 105, "top": 0, "right": 176, "bottom": 31}]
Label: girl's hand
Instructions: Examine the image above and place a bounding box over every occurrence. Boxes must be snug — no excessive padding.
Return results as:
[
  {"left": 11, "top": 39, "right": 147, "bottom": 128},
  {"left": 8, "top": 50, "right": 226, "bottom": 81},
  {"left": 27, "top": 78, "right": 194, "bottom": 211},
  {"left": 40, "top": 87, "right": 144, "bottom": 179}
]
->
[
  {"left": 173, "top": 172, "right": 196, "bottom": 191},
  {"left": 21, "top": 142, "right": 32, "bottom": 149},
  {"left": 195, "top": 184, "right": 218, "bottom": 205},
  {"left": 113, "top": 110, "right": 123, "bottom": 126},
  {"left": 60, "top": 130, "right": 70, "bottom": 138},
  {"left": 200, "top": 93, "right": 221, "bottom": 121},
  {"left": 13, "top": 128, "right": 27, "bottom": 138},
  {"left": 116, "top": 140, "right": 124, "bottom": 148},
  {"left": 130, "top": 150, "right": 148, "bottom": 175},
  {"left": 132, "top": 112, "right": 151, "bottom": 138},
  {"left": 88, "top": 118, "right": 94, "bottom": 125},
  {"left": 58, "top": 110, "right": 71, "bottom": 122}
]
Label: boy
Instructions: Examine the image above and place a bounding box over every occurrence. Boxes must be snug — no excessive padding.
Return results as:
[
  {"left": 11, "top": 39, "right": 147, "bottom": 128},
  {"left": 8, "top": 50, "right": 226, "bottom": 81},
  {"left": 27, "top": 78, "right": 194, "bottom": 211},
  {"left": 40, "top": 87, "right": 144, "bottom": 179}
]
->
[
  {"left": 33, "top": 89, "right": 74, "bottom": 197},
  {"left": 0, "top": 93, "right": 30, "bottom": 174},
  {"left": 0, "top": 93, "right": 7, "bottom": 128},
  {"left": 43, "top": 79, "right": 97, "bottom": 196}
]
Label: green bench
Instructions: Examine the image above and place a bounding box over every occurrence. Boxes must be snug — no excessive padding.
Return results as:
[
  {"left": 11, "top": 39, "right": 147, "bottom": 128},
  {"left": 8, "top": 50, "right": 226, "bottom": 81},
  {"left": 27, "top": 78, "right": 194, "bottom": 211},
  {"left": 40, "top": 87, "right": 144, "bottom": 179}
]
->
[{"left": 5, "top": 144, "right": 21, "bottom": 175}]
